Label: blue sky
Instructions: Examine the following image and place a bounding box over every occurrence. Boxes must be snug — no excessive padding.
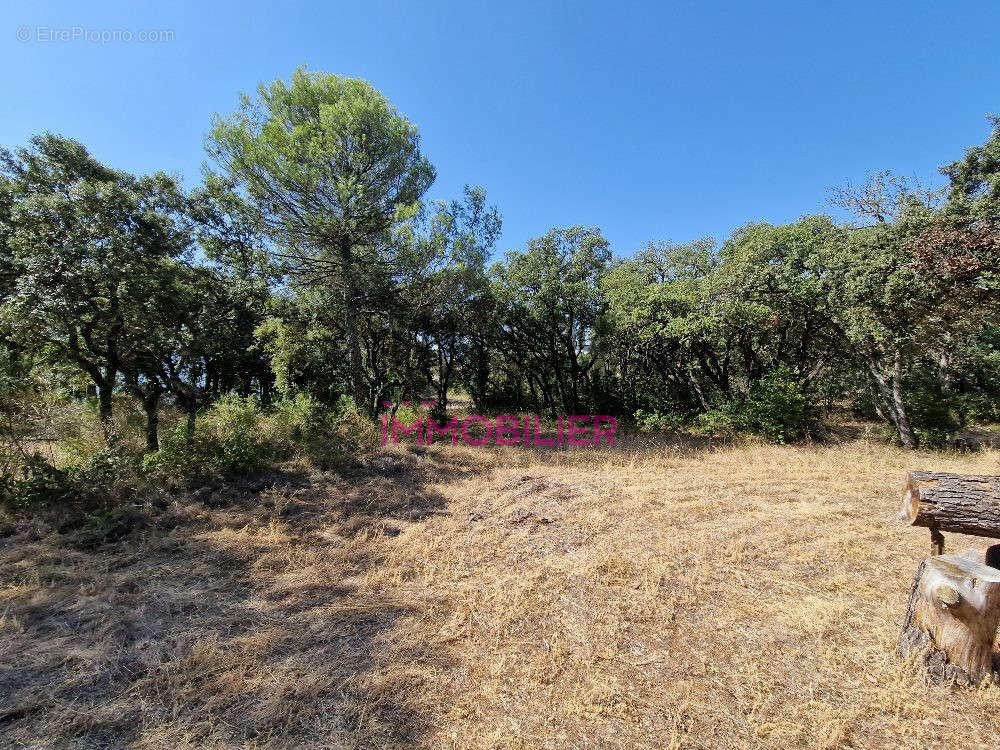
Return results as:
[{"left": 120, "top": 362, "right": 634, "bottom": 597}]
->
[{"left": 3, "top": 1, "right": 999, "bottom": 258}]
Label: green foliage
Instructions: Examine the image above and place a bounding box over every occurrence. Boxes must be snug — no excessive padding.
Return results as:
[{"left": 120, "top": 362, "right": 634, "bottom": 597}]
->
[
  {"left": 267, "top": 393, "right": 377, "bottom": 464},
  {"left": 270, "top": 393, "right": 326, "bottom": 448},
  {"left": 138, "top": 392, "right": 380, "bottom": 486},
  {"left": 902, "top": 366, "right": 963, "bottom": 448},
  {"left": 738, "top": 367, "right": 820, "bottom": 443},
  {"left": 329, "top": 396, "right": 380, "bottom": 456},
  {"left": 270, "top": 392, "right": 346, "bottom": 462},
  {"left": 140, "top": 425, "right": 215, "bottom": 487},
  {"left": 490, "top": 226, "right": 611, "bottom": 413},
  {"left": 334, "top": 394, "right": 358, "bottom": 415},
  {"left": 633, "top": 410, "right": 686, "bottom": 432},
  {"left": 942, "top": 115, "right": 1000, "bottom": 217},
  {"left": 693, "top": 368, "right": 819, "bottom": 444},
  {"left": 390, "top": 403, "right": 421, "bottom": 428},
  {"left": 255, "top": 313, "right": 347, "bottom": 405},
  {"left": 2, "top": 446, "right": 141, "bottom": 510},
  {"left": 140, "top": 395, "right": 268, "bottom": 484},
  {"left": 208, "top": 68, "right": 434, "bottom": 237},
  {"left": 690, "top": 408, "right": 740, "bottom": 438},
  {"left": 208, "top": 68, "right": 436, "bottom": 410},
  {"left": 73, "top": 446, "right": 143, "bottom": 499},
  {"left": 3, "top": 84, "right": 1000, "bottom": 471},
  {"left": 0, "top": 134, "right": 191, "bottom": 433},
  {"left": 201, "top": 394, "right": 269, "bottom": 475},
  {"left": 2, "top": 454, "right": 75, "bottom": 508}
]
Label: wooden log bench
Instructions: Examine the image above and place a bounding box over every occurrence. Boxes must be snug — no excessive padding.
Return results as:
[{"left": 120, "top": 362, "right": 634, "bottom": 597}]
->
[
  {"left": 898, "top": 471, "right": 1000, "bottom": 684},
  {"left": 901, "top": 471, "right": 1000, "bottom": 554}
]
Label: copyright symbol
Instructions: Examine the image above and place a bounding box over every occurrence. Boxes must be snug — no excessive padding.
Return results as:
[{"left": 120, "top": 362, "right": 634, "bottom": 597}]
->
[{"left": 16, "top": 26, "right": 31, "bottom": 42}]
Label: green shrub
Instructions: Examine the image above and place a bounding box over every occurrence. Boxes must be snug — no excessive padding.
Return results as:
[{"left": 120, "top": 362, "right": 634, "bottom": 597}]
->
[
  {"left": 265, "top": 392, "right": 377, "bottom": 466},
  {"left": 269, "top": 393, "right": 329, "bottom": 457},
  {"left": 141, "top": 395, "right": 268, "bottom": 487},
  {"left": 63, "top": 506, "right": 141, "bottom": 549},
  {"left": 334, "top": 394, "right": 358, "bottom": 415},
  {"left": 140, "top": 425, "right": 214, "bottom": 486},
  {"left": 2, "top": 453, "right": 76, "bottom": 508},
  {"left": 0, "top": 446, "right": 142, "bottom": 509},
  {"left": 634, "top": 409, "right": 686, "bottom": 432},
  {"left": 390, "top": 402, "right": 421, "bottom": 428},
  {"left": 331, "top": 396, "right": 379, "bottom": 455},
  {"left": 72, "top": 446, "right": 143, "bottom": 502},
  {"left": 692, "top": 367, "right": 819, "bottom": 443},
  {"left": 903, "top": 367, "right": 963, "bottom": 448},
  {"left": 691, "top": 407, "right": 739, "bottom": 437},
  {"left": 201, "top": 393, "right": 269, "bottom": 475},
  {"left": 140, "top": 392, "right": 379, "bottom": 484},
  {"left": 740, "top": 367, "right": 819, "bottom": 443}
]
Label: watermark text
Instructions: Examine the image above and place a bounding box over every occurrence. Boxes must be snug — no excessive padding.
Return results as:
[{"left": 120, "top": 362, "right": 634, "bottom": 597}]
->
[
  {"left": 380, "top": 404, "right": 618, "bottom": 448},
  {"left": 17, "top": 26, "right": 175, "bottom": 44}
]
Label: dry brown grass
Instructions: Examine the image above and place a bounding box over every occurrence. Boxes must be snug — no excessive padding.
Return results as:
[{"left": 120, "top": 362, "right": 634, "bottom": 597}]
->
[{"left": 3, "top": 435, "right": 1000, "bottom": 748}]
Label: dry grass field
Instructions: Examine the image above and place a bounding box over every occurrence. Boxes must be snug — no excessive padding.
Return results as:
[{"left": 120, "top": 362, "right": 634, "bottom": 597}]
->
[{"left": 3, "top": 433, "right": 1000, "bottom": 749}]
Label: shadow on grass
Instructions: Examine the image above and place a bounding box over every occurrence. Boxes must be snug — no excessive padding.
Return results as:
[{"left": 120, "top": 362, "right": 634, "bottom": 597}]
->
[{"left": 0, "top": 448, "right": 473, "bottom": 748}]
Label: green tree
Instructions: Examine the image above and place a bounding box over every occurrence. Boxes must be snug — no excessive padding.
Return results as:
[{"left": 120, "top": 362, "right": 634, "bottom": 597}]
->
[
  {"left": 600, "top": 239, "right": 720, "bottom": 415},
  {"left": 601, "top": 223, "right": 839, "bottom": 428},
  {"left": 828, "top": 155, "right": 1000, "bottom": 447},
  {"left": 941, "top": 115, "right": 1000, "bottom": 217},
  {"left": 208, "top": 68, "right": 435, "bottom": 413},
  {"left": 712, "top": 218, "right": 842, "bottom": 394},
  {"left": 492, "top": 227, "right": 610, "bottom": 413},
  {"left": 122, "top": 179, "right": 273, "bottom": 452},
  {"left": 0, "top": 135, "right": 189, "bottom": 441},
  {"left": 406, "top": 186, "right": 501, "bottom": 413}
]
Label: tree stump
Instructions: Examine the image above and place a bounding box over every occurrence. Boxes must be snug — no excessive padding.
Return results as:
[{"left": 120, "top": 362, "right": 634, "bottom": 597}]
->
[
  {"left": 901, "top": 471, "right": 1000, "bottom": 554},
  {"left": 899, "top": 546, "right": 1000, "bottom": 685}
]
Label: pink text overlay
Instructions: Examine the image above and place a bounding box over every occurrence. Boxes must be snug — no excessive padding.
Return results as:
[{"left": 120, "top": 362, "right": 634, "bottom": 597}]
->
[{"left": 380, "top": 408, "right": 617, "bottom": 448}]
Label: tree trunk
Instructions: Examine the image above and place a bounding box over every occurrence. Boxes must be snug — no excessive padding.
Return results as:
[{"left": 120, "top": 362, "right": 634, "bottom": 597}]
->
[
  {"left": 866, "top": 353, "right": 918, "bottom": 448},
  {"left": 901, "top": 471, "right": 1000, "bottom": 540},
  {"left": 937, "top": 351, "right": 954, "bottom": 393},
  {"left": 891, "top": 353, "right": 918, "bottom": 448},
  {"left": 185, "top": 408, "right": 197, "bottom": 443},
  {"left": 142, "top": 391, "right": 161, "bottom": 452},
  {"left": 687, "top": 370, "right": 710, "bottom": 412},
  {"left": 97, "top": 382, "right": 115, "bottom": 444},
  {"left": 899, "top": 547, "right": 1000, "bottom": 685},
  {"left": 339, "top": 240, "right": 366, "bottom": 413}
]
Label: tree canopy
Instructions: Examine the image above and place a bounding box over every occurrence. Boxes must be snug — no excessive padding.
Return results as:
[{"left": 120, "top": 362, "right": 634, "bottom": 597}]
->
[{"left": 2, "top": 74, "right": 999, "bottom": 451}]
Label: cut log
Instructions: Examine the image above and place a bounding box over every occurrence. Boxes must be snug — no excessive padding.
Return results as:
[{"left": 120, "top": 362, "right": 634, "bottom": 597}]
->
[
  {"left": 901, "top": 472, "right": 1000, "bottom": 553},
  {"left": 899, "top": 546, "right": 1000, "bottom": 685}
]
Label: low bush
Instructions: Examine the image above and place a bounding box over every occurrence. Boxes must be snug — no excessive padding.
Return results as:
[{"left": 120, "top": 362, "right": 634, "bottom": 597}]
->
[
  {"left": 73, "top": 446, "right": 144, "bottom": 503},
  {"left": 140, "top": 394, "right": 268, "bottom": 486},
  {"left": 201, "top": 393, "right": 270, "bottom": 475},
  {"left": 1, "top": 445, "right": 143, "bottom": 510},
  {"left": 633, "top": 409, "right": 686, "bottom": 432},
  {"left": 268, "top": 392, "right": 331, "bottom": 459},
  {"left": 690, "top": 407, "right": 739, "bottom": 438},
  {"left": 903, "top": 367, "right": 963, "bottom": 448},
  {"left": 2, "top": 391, "right": 382, "bottom": 510},
  {"left": 140, "top": 425, "right": 216, "bottom": 487},
  {"left": 329, "top": 395, "right": 380, "bottom": 456},
  {"left": 140, "top": 392, "right": 379, "bottom": 486},
  {"left": 389, "top": 402, "right": 422, "bottom": 429},
  {"left": 2, "top": 453, "right": 76, "bottom": 508},
  {"left": 692, "top": 367, "right": 820, "bottom": 443},
  {"left": 739, "top": 367, "right": 820, "bottom": 443}
]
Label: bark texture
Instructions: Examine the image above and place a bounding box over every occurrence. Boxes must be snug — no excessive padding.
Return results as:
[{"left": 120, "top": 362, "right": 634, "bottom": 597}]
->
[
  {"left": 899, "top": 548, "right": 1000, "bottom": 685},
  {"left": 902, "top": 471, "right": 1000, "bottom": 538}
]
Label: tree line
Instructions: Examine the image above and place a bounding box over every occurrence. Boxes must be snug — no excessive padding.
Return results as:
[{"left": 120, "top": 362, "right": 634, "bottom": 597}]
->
[{"left": 2, "top": 68, "right": 999, "bottom": 451}]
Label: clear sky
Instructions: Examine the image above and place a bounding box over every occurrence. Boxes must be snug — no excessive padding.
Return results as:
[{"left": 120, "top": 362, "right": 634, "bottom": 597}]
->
[{"left": 3, "top": 1, "right": 999, "bottom": 258}]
